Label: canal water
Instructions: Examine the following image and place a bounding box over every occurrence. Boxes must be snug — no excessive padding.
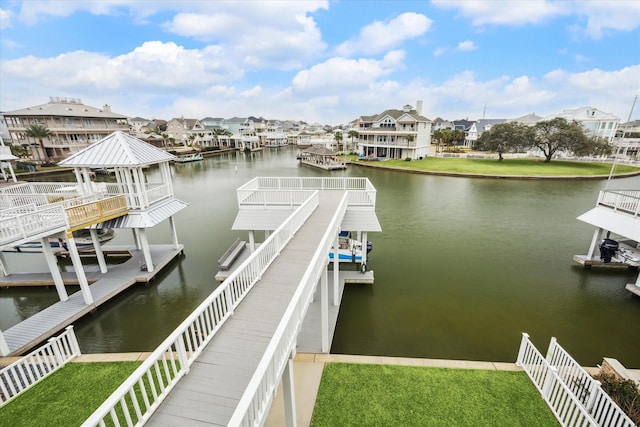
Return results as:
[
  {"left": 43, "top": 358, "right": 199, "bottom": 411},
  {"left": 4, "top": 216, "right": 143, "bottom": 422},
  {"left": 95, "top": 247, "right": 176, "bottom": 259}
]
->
[{"left": 1, "top": 148, "right": 639, "bottom": 367}]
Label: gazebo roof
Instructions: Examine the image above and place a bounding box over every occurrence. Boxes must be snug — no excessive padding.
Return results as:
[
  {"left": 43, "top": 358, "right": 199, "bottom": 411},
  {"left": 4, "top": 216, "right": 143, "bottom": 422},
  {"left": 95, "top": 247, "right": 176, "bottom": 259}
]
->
[
  {"left": 59, "top": 131, "right": 175, "bottom": 167},
  {"left": 302, "top": 145, "right": 337, "bottom": 156}
]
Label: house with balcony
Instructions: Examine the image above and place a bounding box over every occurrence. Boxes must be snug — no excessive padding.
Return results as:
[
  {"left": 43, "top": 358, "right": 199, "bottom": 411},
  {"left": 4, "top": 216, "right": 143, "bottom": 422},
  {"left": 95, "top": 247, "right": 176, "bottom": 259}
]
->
[
  {"left": 166, "top": 117, "right": 206, "bottom": 146},
  {"left": 2, "top": 97, "right": 130, "bottom": 163},
  {"left": 547, "top": 107, "right": 619, "bottom": 142},
  {"left": 356, "top": 101, "right": 431, "bottom": 160}
]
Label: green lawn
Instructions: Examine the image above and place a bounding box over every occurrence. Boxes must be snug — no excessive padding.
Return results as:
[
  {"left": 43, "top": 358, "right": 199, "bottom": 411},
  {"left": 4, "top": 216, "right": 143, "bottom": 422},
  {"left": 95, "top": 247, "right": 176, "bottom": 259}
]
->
[
  {"left": 311, "top": 363, "right": 559, "bottom": 427},
  {"left": 354, "top": 157, "right": 640, "bottom": 177},
  {"left": 0, "top": 362, "right": 140, "bottom": 427}
]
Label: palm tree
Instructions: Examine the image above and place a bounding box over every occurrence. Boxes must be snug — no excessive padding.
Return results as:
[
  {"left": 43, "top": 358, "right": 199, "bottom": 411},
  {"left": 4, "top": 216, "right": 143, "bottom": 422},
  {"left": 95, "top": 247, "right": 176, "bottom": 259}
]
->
[
  {"left": 347, "top": 130, "right": 358, "bottom": 152},
  {"left": 25, "top": 123, "right": 50, "bottom": 164},
  {"left": 212, "top": 128, "right": 233, "bottom": 148},
  {"left": 334, "top": 132, "right": 344, "bottom": 153}
]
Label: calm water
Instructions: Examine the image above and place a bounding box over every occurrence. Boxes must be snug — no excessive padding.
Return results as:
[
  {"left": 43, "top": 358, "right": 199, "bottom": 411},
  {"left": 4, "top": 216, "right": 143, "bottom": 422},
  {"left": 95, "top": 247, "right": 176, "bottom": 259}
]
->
[{"left": 1, "top": 148, "right": 639, "bottom": 367}]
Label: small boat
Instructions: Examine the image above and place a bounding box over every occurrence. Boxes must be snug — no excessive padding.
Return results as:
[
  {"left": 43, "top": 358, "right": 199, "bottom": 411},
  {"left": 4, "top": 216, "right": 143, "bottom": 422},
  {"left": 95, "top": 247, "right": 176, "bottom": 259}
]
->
[
  {"left": 4, "top": 228, "right": 116, "bottom": 253},
  {"left": 174, "top": 153, "right": 203, "bottom": 163},
  {"left": 328, "top": 231, "right": 372, "bottom": 263},
  {"left": 599, "top": 238, "right": 640, "bottom": 267}
]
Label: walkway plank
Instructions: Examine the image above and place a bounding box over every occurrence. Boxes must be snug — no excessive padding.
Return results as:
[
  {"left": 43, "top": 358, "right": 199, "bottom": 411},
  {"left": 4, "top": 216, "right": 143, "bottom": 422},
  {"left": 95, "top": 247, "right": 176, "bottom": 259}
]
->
[{"left": 147, "top": 191, "right": 344, "bottom": 426}]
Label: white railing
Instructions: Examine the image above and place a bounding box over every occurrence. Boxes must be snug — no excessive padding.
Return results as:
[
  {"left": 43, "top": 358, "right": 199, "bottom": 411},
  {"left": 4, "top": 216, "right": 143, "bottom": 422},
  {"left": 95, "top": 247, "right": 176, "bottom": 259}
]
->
[
  {"left": 0, "top": 204, "right": 68, "bottom": 246},
  {"left": 238, "top": 177, "right": 376, "bottom": 207},
  {"left": 80, "top": 191, "right": 320, "bottom": 427},
  {"left": 239, "top": 190, "right": 315, "bottom": 207},
  {"left": 516, "top": 333, "right": 635, "bottom": 427},
  {"left": 0, "top": 326, "right": 80, "bottom": 406},
  {"left": 228, "top": 191, "right": 350, "bottom": 427},
  {"left": 597, "top": 190, "right": 640, "bottom": 217}
]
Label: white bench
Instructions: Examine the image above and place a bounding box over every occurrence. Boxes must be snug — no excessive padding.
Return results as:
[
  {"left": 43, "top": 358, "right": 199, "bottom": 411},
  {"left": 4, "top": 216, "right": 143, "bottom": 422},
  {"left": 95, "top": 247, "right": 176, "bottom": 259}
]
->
[{"left": 218, "top": 238, "right": 246, "bottom": 271}]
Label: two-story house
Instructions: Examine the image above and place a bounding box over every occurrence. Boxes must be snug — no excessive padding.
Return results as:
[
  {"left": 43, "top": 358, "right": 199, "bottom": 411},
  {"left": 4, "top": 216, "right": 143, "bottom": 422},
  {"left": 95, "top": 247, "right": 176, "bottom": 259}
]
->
[
  {"left": 356, "top": 101, "right": 431, "bottom": 160},
  {"left": 166, "top": 117, "right": 206, "bottom": 146},
  {"left": 3, "top": 97, "right": 130, "bottom": 162},
  {"left": 548, "top": 107, "right": 619, "bottom": 142}
]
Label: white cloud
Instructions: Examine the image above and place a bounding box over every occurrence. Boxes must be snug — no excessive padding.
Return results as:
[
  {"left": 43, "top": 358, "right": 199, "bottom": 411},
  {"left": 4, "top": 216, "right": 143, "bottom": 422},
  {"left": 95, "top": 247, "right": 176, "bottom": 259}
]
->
[
  {"left": 336, "top": 12, "right": 433, "bottom": 56},
  {"left": 0, "top": 7, "right": 13, "bottom": 29},
  {"left": 291, "top": 51, "right": 405, "bottom": 96},
  {"left": 457, "top": 41, "right": 477, "bottom": 52}
]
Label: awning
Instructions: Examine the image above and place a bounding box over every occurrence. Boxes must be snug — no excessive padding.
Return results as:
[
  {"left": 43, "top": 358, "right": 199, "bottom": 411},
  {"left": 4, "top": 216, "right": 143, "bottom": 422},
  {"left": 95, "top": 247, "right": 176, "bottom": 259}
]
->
[{"left": 577, "top": 206, "right": 640, "bottom": 242}]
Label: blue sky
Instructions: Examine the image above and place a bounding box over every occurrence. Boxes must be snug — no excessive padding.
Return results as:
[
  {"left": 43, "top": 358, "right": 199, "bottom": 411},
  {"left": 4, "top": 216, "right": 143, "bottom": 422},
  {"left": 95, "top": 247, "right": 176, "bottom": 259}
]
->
[{"left": 1, "top": 0, "right": 639, "bottom": 124}]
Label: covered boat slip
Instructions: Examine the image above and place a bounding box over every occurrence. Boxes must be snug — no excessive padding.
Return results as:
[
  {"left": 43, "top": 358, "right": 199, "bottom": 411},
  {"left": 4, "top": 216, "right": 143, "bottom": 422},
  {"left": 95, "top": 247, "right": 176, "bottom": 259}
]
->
[{"left": 575, "top": 189, "right": 640, "bottom": 295}]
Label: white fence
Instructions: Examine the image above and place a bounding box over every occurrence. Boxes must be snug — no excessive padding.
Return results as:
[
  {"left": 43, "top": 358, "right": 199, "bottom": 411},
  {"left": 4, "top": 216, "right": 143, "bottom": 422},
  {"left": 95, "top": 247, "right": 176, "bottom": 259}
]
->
[
  {"left": 597, "top": 190, "right": 640, "bottom": 217},
  {"left": 516, "top": 333, "right": 635, "bottom": 427},
  {"left": 0, "top": 326, "right": 80, "bottom": 406},
  {"left": 80, "top": 191, "right": 320, "bottom": 427}
]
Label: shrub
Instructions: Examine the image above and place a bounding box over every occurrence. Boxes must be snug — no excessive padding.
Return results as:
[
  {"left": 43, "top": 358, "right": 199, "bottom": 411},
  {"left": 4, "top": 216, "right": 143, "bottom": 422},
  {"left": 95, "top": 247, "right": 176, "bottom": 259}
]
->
[{"left": 593, "top": 373, "right": 640, "bottom": 425}]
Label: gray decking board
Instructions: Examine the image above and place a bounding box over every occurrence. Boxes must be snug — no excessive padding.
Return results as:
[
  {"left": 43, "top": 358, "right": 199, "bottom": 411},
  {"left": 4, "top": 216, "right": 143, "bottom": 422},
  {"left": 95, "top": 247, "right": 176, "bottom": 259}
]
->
[
  {"left": 147, "top": 191, "right": 344, "bottom": 426},
  {"left": 2, "top": 244, "right": 183, "bottom": 356}
]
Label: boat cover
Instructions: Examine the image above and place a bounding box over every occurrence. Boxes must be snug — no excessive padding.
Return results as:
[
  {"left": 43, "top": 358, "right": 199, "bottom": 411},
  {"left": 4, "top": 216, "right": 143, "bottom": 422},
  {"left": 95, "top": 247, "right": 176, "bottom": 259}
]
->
[{"left": 577, "top": 206, "right": 640, "bottom": 242}]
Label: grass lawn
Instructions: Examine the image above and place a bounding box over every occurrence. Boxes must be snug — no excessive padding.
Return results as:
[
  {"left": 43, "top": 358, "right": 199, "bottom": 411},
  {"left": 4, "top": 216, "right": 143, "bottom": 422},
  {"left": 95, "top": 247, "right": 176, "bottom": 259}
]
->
[
  {"left": 354, "top": 157, "right": 640, "bottom": 177},
  {"left": 311, "top": 363, "right": 559, "bottom": 427},
  {"left": 0, "top": 362, "right": 140, "bottom": 427}
]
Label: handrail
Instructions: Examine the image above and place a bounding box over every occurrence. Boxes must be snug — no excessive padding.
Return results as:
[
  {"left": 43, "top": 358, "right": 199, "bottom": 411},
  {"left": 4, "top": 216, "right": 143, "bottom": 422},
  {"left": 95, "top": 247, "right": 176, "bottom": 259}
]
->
[
  {"left": 597, "top": 190, "right": 640, "bottom": 217},
  {"left": 0, "top": 204, "right": 68, "bottom": 246},
  {"left": 0, "top": 326, "right": 80, "bottom": 406},
  {"left": 228, "top": 192, "right": 350, "bottom": 427},
  {"left": 80, "top": 191, "right": 319, "bottom": 427}
]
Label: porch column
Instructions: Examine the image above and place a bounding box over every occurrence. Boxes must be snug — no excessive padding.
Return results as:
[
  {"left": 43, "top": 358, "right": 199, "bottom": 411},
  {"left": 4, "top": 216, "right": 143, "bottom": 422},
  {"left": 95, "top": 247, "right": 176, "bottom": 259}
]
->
[
  {"left": 41, "top": 237, "right": 68, "bottom": 301},
  {"left": 248, "top": 230, "right": 256, "bottom": 252},
  {"left": 66, "top": 236, "right": 94, "bottom": 305},
  {"left": 90, "top": 230, "right": 108, "bottom": 273},
  {"left": 0, "top": 330, "right": 9, "bottom": 356},
  {"left": 321, "top": 266, "right": 329, "bottom": 352},
  {"left": 169, "top": 216, "right": 180, "bottom": 249},
  {"left": 132, "top": 228, "right": 142, "bottom": 250},
  {"left": 587, "top": 228, "right": 603, "bottom": 260},
  {"left": 137, "top": 228, "right": 154, "bottom": 272},
  {"left": 333, "top": 233, "right": 340, "bottom": 306},
  {"left": 282, "top": 357, "right": 298, "bottom": 427}
]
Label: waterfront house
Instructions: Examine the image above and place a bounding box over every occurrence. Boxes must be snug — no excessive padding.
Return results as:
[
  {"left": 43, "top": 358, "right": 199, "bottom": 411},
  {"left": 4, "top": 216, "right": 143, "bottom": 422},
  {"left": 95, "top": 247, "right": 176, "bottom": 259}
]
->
[
  {"left": 166, "top": 117, "right": 206, "bottom": 146},
  {"left": 356, "top": 101, "right": 431, "bottom": 160},
  {"left": 2, "top": 97, "right": 129, "bottom": 163}
]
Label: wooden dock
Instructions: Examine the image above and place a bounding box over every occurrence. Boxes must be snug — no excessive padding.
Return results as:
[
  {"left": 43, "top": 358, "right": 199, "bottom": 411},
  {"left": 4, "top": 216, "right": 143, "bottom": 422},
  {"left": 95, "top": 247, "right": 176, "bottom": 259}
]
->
[
  {"left": 573, "top": 255, "right": 633, "bottom": 268},
  {"left": 2, "top": 244, "right": 184, "bottom": 356}
]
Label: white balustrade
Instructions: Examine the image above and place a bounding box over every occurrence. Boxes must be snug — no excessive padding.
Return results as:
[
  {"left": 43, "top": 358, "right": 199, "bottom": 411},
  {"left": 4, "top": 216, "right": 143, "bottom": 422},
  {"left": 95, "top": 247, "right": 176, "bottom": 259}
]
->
[
  {"left": 597, "top": 190, "right": 640, "bottom": 216},
  {"left": 516, "top": 333, "right": 635, "bottom": 427},
  {"left": 81, "top": 191, "right": 320, "bottom": 427},
  {"left": 0, "top": 326, "right": 80, "bottom": 406}
]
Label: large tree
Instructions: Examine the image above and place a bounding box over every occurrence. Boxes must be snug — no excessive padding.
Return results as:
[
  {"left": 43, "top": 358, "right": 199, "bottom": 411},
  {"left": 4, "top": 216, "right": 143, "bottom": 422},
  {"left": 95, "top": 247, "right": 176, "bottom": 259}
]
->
[
  {"left": 532, "top": 118, "right": 592, "bottom": 163},
  {"left": 25, "top": 123, "right": 51, "bottom": 164},
  {"left": 334, "top": 131, "right": 344, "bottom": 152},
  {"left": 476, "top": 122, "right": 533, "bottom": 161},
  {"left": 347, "top": 130, "right": 358, "bottom": 151}
]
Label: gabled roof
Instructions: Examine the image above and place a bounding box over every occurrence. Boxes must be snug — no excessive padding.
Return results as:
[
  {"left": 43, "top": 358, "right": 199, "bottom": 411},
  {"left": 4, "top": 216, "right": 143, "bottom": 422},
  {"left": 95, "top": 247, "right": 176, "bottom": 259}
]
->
[
  {"left": 59, "top": 131, "right": 175, "bottom": 167},
  {"left": 302, "top": 146, "right": 337, "bottom": 156},
  {"left": 359, "top": 107, "right": 430, "bottom": 123},
  {"left": 507, "top": 113, "right": 543, "bottom": 125},
  {"left": 5, "top": 99, "right": 127, "bottom": 119}
]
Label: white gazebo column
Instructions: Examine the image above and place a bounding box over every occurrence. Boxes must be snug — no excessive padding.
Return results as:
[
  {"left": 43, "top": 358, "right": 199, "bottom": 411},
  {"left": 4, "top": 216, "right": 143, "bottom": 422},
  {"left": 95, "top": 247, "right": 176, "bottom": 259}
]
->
[
  {"left": 66, "top": 236, "right": 94, "bottom": 305},
  {"left": 169, "top": 216, "right": 180, "bottom": 249},
  {"left": 333, "top": 234, "right": 340, "bottom": 306},
  {"left": 248, "top": 230, "right": 256, "bottom": 252},
  {"left": 361, "top": 231, "right": 368, "bottom": 267},
  {"left": 0, "top": 330, "right": 9, "bottom": 356},
  {"left": 137, "top": 228, "right": 154, "bottom": 272},
  {"left": 282, "top": 356, "right": 298, "bottom": 427},
  {"left": 89, "top": 229, "right": 108, "bottom": 273},
  {"left": 41, "top": 237, "right": 68, "bottom": 301},
  {"left": 321, "top": 266, "right": 329, "bottom": 352},
  {"left": 132, "top": 228, "right": 142, "bottom": 250},
  {"left": 587, "top": 228, "right": 603, "bottom": 260}
]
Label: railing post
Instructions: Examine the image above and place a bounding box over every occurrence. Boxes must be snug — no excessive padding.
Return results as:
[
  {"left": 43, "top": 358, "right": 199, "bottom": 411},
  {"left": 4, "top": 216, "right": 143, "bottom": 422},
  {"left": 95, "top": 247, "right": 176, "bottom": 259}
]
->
[
  {"left": 541, "top": 366, "right": 558, "bottom": 401},
  {"left": 175, "top": 335, "right": 190, "bottom": 375},
  {"left": 225, "top": 286, "right": 235, "bottom": 316},
  {"left": 515, "top": 332, "right": 529, "bottom": 366},
  {"left": 48, "top": 336, "right": 63, "bottom": 366},
  {"left": 545, "top": 336, "right": 558, "bottom": 364},
  {"left": 0, "top": 329, "right": 9, "bottom": 356},
  {"left": 585, "top": 379, "right": 601, "bottom": 412},
  {"left": 65, "top": 325, "right": 82, "bottom": 357}
]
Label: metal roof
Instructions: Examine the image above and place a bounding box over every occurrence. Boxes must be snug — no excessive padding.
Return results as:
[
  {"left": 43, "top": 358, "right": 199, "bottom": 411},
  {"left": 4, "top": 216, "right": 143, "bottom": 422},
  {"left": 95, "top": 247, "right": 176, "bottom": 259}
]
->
[
  {"left": 59, "top": 131, "right": 176, "bottom": 167},
  {"left": 99, "top": 198, "right": 188, "bottom": 229},
  {"left": 577, "top": 206, "right": 640, "bottom": 242}
]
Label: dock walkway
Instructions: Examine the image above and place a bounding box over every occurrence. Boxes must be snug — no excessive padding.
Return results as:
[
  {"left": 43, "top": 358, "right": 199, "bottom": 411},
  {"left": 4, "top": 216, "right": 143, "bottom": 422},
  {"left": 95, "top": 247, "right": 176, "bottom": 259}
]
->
[
  {"left": 2, "top": 244, "right": 183, "bottom": 356},
  {"left": 147, "top": 191, "right": 343, "bottom": 426}
]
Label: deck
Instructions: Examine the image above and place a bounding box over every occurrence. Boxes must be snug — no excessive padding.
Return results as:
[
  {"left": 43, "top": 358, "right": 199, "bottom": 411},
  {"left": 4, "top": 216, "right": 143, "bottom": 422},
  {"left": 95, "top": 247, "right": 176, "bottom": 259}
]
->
[
  {"left": 146, "top": 191, "right": 344, "bottom": 426},
  {"left": 1, "top": 244, "right": 183, "bottom": 356}
]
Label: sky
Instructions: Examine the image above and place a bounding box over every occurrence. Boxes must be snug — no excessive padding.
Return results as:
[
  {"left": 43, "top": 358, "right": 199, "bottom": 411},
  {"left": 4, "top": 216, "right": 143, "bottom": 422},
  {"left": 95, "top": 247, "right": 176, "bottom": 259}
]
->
[{"left": 0, "top": 0, "right": 639, "bottom": 125}]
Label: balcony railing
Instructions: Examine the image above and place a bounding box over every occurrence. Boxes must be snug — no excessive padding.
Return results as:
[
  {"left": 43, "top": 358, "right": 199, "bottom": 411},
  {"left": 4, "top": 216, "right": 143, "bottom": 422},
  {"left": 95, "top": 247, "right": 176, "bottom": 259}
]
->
[{"left": 597, "top": 190, "right": 640, "bottom": 217}]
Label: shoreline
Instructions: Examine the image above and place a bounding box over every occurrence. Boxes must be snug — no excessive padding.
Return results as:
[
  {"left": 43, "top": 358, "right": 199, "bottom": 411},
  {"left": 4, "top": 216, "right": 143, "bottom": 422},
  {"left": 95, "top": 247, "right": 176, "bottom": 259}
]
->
[{"left": 350, "top": 160, "right": 640, "bottom": 180}]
